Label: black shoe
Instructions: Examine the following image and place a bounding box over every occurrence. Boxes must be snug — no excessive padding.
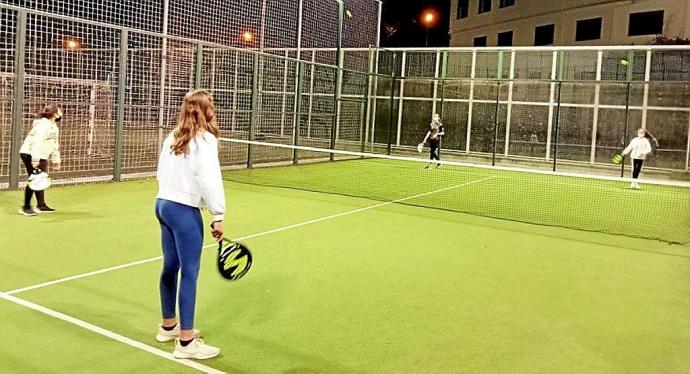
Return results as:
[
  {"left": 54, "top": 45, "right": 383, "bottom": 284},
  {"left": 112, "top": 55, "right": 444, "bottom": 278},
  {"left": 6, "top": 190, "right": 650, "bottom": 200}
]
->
[
  {"left": 36, "top": 205, "right": 56, "bottom": 213},
  {"left": 18, "top": 207, "right": 37, "bottom": 216}
]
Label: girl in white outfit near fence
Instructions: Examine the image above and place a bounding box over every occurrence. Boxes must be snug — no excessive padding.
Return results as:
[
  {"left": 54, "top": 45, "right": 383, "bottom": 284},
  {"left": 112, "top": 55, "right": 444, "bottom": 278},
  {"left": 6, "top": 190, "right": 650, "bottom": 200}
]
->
[{"left": 622, "top": 128, "right": 652, "bottom": 189}]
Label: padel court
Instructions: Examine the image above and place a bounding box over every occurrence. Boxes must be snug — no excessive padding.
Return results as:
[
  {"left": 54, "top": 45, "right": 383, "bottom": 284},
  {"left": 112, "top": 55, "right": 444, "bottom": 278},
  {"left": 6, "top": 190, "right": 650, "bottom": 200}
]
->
[{"left": 1, "top": 157, "right": 689, "bottom": 373}]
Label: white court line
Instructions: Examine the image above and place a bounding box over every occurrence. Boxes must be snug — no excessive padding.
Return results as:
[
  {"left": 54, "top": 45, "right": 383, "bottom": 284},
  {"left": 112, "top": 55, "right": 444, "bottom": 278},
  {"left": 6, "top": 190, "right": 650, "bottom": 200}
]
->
[
  {"left": 6, "top": 257, "right": 165, "bottom": 295},
  {"left": 0, "top": 292, "right": 224, "bottom": 374},
  {"left": 5, "top": 176, "right": 495, "bottom": 296},
  {"left": 1, "top": 176, "right": 494, "bottom": 373}
]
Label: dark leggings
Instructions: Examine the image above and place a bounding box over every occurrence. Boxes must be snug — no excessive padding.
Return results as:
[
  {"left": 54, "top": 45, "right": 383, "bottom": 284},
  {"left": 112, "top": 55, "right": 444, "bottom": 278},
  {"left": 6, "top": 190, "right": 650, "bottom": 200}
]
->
[
  {"left": 20, "top": 153, "right": 47, "bottom": 208},
  {"left": 429, "top": 139, "right": 440, "bottom": 161},
  {"left": 632, "top": 159, "right": 644, "bottom": 179}
]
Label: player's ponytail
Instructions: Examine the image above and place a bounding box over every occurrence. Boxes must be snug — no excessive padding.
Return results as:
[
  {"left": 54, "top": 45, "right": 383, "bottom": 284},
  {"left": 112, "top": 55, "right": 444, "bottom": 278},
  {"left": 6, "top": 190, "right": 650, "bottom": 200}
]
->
[
  {"left": 171, "top": 89, "right": 220, "bottom": 155},
  {"left": 37, "top": 104, "right": 60, "bottom": 119}
]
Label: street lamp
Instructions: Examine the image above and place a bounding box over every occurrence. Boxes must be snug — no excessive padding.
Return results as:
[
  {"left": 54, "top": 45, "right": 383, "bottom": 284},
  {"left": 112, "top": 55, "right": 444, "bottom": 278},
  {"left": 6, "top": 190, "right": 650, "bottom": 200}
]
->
[
  {"left": 422, "top": 11, "right": 435, "bottom": 47},
  {"left": 63, "top": 38, "right": 82, "bottom": 51},
  {"left": 242, "top": 31, "right": 255, "bottom": 44}
]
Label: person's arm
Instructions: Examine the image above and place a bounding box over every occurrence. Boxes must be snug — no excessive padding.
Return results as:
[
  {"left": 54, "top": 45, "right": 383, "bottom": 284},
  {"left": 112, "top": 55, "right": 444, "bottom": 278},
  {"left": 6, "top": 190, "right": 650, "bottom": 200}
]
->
[
  {"left": 622, "top": 138, "right": 635, "bottom": 156},
  {"left": 642, "top": 139, "right": 652, "bottom": 157},
  {"left": 648, "top": 132, "right": 659, "bottom": 147},
  {"left": 422, "top": 131, "right": 431, "bottom": 144},
  {"left": 438, "top": 124, "right": 445, "bottom": 136},
  {"left": 29, "top": 123, "right": 49, "bottom": 169},
  {"left": 48, "top": 127, "right": 61, "bottom": 170},
  {"left": 194, "top": 134, "right": 226, "bottom": 239}
]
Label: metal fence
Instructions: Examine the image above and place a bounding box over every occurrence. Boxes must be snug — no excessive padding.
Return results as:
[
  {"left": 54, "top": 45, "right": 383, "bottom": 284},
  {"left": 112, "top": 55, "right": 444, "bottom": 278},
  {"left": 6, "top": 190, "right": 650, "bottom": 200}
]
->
[
  {"left": 1, "top": 1, "right": 690, "bottom": 190},
  {"left": 367, "top": 47, "right": 690, "bottom": 175},
  {"left": 0, "top": 2, "right": 380, "bottom": 188}
]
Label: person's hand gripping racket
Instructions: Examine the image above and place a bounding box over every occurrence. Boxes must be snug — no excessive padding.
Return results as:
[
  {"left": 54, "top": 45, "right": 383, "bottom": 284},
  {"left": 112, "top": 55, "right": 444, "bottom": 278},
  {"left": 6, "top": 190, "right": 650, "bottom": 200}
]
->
[{"left": 211, "top": 221, "right": 224, "bottom": 241}]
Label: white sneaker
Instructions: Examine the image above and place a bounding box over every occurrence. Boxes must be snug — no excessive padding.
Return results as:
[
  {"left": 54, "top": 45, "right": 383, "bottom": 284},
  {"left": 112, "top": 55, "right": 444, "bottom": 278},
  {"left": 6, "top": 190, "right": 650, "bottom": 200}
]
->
[
  {"left": 633, "top": 183, "right": 641, "bottom": 190},
  {"left": 173, "top": 338, "right": 220, "bottom": 360},
  {"left": 156, "top": 324, "right": 201, "bottom": 343}
]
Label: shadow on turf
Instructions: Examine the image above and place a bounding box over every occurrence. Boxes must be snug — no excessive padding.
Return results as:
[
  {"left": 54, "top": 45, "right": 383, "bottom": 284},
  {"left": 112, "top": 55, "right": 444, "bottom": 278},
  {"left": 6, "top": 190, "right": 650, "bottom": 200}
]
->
[{"left": 37, "top": 211, "right": 102, "bottom": 223}]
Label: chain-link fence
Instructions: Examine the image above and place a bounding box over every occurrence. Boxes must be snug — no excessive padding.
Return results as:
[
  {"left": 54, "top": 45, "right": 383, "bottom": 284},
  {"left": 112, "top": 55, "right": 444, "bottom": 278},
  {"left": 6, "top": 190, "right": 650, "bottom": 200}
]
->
[
  {"left": 0, "top": 1, "right": 381, "bottom": 188},
  {"left": 2, "top": 1, "right": 689, "bottom": 189}
]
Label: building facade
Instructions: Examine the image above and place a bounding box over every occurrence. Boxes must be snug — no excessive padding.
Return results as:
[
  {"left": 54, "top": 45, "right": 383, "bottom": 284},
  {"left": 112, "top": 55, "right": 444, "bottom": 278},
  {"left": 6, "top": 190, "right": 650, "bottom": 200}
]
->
[{"left": 450, "top": 0, "right": 690, "bottom": 47}]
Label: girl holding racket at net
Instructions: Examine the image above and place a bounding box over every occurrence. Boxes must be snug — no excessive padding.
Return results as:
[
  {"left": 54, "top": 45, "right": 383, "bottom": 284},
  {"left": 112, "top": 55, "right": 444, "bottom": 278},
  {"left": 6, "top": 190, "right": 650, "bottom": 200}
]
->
[
  {"left": 622, "top": 128, "right": 652, "bottom": 189},
  {"left": 18, "top": 104, "right": 62, "bottom": 216},
  {"left": 154, "top": 89, "right": 225, "bottom": 359},
  {"left": 421, "top": 113, "right": 445, "bottom": 169}
]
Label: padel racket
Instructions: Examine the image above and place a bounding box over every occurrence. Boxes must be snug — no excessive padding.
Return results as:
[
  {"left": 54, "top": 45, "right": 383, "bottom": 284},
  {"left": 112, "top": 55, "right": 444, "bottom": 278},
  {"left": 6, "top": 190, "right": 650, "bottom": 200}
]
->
[
  {"left": 417, "top": 143, "right": 424, "bottom": 153},
  {"left": 612, "top": 154, "right": 623, "bottom": 165},
  {"left": 28, "top": 170, "right": 51, "bottom": 191},
  {"left": 217, "top": 238, "right": 252, "bottom": 281}
]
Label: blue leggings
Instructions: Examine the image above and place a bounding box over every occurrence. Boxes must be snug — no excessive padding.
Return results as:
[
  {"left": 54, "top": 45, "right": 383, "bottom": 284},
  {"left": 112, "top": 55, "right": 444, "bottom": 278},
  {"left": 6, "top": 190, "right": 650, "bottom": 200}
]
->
[{"left": 155, "top": 199, "right": 204, "bottom": 330}]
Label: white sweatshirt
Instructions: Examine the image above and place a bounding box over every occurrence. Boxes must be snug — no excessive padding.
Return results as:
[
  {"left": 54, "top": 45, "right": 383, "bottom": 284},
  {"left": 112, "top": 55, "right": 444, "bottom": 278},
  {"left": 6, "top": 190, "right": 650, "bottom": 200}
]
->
[
  {"left": 156, "top": 131, "right": 225, "bottom": 221},
  {"left": 622, "top": 136, "right": 652, "bottom": 160},
  {"left": 19, "top": 118, "right": 61, "bottom": 164}
]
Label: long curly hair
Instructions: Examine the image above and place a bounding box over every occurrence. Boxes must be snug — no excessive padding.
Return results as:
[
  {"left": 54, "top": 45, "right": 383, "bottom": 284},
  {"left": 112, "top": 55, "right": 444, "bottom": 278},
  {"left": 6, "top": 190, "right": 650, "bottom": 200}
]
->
[{"left": 171, "top": 89, "right": 220, "bottom": 155}]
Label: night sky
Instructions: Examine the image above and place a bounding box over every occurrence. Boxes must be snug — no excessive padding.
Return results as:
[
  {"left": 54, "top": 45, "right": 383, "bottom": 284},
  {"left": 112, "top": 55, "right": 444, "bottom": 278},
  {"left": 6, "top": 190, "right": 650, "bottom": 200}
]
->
[{"left": 380, "top": 0, "right": 450, "bottom": 47}]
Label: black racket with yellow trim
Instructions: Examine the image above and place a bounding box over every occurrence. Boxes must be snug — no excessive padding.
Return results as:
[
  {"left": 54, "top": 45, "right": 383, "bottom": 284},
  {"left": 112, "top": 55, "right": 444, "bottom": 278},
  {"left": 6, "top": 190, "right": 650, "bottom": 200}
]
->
[{"left": 217, "top": 238, "right": 252, "bottom": 281}]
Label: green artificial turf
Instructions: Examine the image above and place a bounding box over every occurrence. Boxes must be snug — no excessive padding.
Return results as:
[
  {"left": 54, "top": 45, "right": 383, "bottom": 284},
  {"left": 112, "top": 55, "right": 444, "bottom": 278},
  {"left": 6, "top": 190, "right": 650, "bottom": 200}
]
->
[{"left": 1, "top": 164, "right": 689, "bottom": 373}]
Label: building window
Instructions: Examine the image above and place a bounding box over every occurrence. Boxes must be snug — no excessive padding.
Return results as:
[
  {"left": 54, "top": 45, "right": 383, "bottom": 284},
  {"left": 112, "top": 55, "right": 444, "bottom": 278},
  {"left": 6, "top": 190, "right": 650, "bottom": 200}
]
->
[
  {"left": 474, "top": 36, "right": 488, "bottom": 47},
  {"left": 457, "top": 0, "right": 469, "bottom": 19},
  {"left": 500, "top": 0, "right": 515, "bottom": 8},
  {"left": 478, "top": 0, "right": 491, "bottom": 14},
  {"left": 628, "top": 10, "right": 664, "bottom": 36},
  {"left": 497, "top": 31, "right": 513, "bottom": 46},
  {"left": 534, "top": 24, "right": 555, "bottom": 46},
  {"left": 576, "top": 17, "right": 602, "bottom": 41}
]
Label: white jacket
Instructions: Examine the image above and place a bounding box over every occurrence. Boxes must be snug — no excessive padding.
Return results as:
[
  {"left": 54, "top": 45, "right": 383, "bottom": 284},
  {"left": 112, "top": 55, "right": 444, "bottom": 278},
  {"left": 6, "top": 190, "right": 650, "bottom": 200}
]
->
[
  {"left": 156, "top": 131, "right": 225, "bottom": 221},
  {"left": 623, "top": 136, "right": 652, "bottom": 160},
  {"left": 19, "top": 118, "right": 61, "bottom": 164}
]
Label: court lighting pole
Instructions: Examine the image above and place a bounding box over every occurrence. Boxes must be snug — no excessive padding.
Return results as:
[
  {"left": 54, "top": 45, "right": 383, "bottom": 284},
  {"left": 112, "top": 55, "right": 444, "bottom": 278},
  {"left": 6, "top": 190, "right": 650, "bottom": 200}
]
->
[
  {"left": 329, "top": 0, "right": 345, "bottom": 160},
  {"left": 157, "top": 0, "right": 170, "bottom": 153},
  {"left": 260, "top": 0, "right": 267, "bottom": 51}
]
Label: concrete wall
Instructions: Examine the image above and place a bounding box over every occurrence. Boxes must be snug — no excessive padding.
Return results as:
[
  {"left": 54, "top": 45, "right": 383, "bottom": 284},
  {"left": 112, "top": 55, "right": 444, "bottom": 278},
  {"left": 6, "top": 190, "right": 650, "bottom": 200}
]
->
[{"left": 450, "top": 0, "right": 690, "bottom": 46}]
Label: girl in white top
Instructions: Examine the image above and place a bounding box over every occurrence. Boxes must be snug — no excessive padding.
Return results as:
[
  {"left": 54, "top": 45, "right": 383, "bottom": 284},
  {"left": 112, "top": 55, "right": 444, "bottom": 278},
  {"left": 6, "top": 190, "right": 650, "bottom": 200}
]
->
[
  {"left": 154, "top": 89, "right": 225, "bottom": 360},
  {"left": 422, "top": 113, "right": 445, "bottom": 169},
  {"left": 622, "top": 128, "right": 652, "bottom": 189},
  {"left": 18, "top": 104, "right": 62, "bottom": 216}
]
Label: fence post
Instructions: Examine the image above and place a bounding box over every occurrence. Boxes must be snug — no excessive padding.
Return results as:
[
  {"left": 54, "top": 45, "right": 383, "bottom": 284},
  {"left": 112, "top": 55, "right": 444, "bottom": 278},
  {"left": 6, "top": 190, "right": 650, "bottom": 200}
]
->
[
  {"left": 620, "top": 82, "right": 632, "bottom": 178},
  {"left": 590, "top": 50, "right": 603, "bottom": 164},
  {"left": 195, "top": 43, "right": 203, "bottom": 89},
  {"left": 329, "top": 0, "right": 344, "bottom": 160},
  {"left": 362, "top": 47, "right": 376, "bottom": 153},
  {"left": 113, "top": 29, "right": 128, "bottom": 182},
  {"left": 387, "top": 52, "right": 397, "bottom": 155},
  {"left": 492, "top": 51, "right": 504, "bottom": 166},
  {"left": 466, "top": 50, "right": 477, "bottom": 153},
  {"left": 503, "top": 50, "right": 515, "bottom": 157},
  {"left": 156, "top": 0, "right": 170, "bottom": 154},
  {"left": 293, "top": 61, "right": 303, "bottom": 164},
  {"left": 330, "top": 49, "right": 344, "bottom": 160},
  {"left": 438, "top": 51, "right": 448, "bottom": 117},
  {"left": 360, "top": 65, "right": 372, "bottom": 153},
  {"left": 552, "top": 81, "right": 563, "bottom": 172},
  {"left": 9, "top": 10, "right": 27, "bottom": 189},
  {"left": 395, "top": 51, "right": 406, "bottom": 147},
  {"left": 247, "top": 53, "right": 260, "bottom": 169},
  {"left": 492, "top": 80, "right": 502, "bottom": 167}
]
